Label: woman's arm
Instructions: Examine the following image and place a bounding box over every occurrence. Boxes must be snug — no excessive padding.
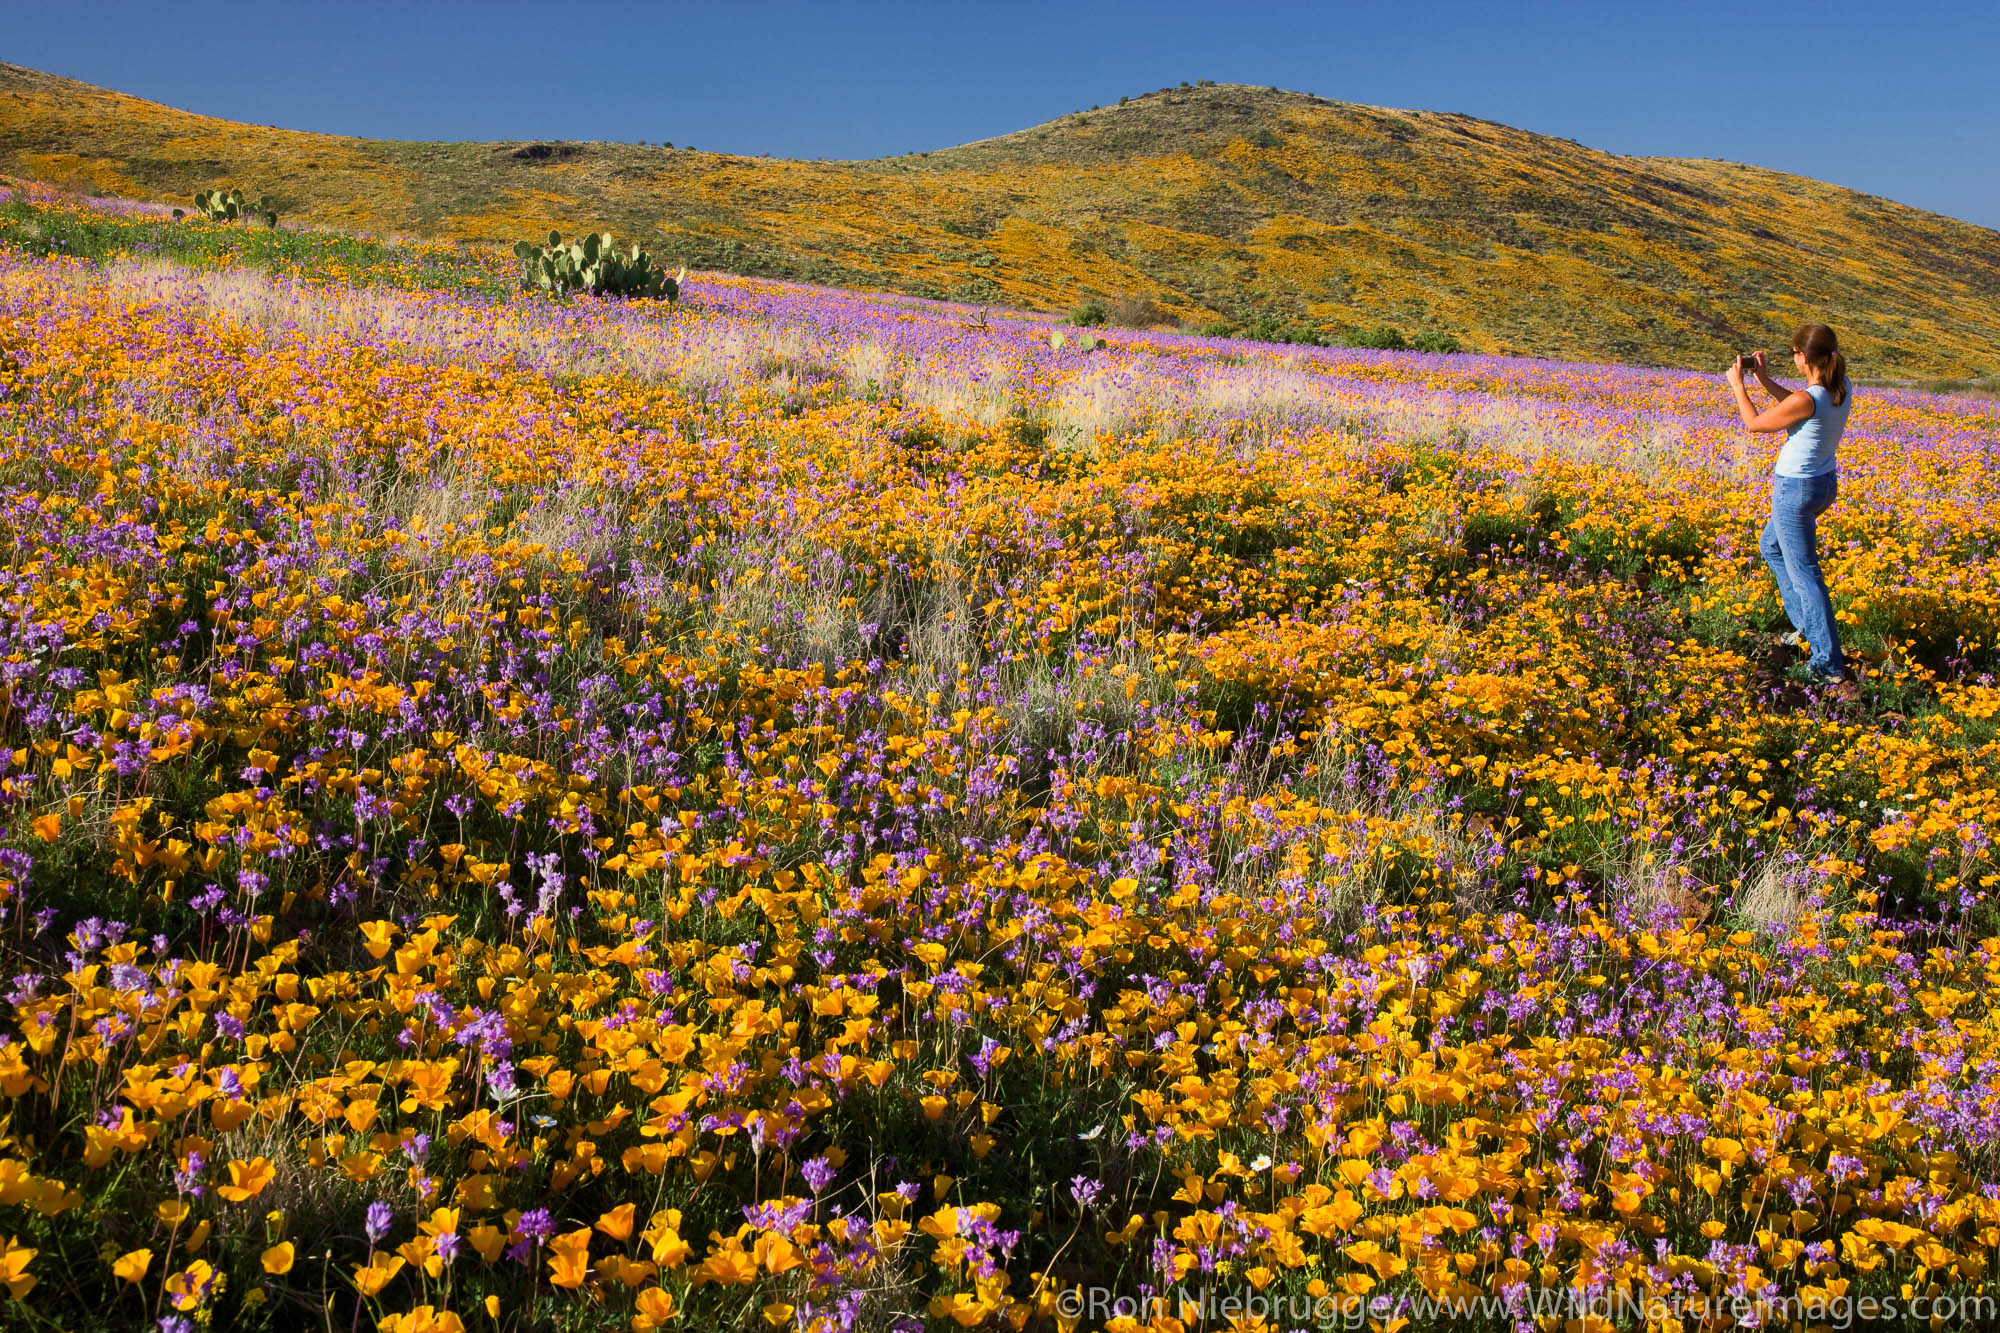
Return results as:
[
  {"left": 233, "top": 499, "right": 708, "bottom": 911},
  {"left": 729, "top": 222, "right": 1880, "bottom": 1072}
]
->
[{"left": 1726, "top": 357, "right": 1815, "bottom": 433}]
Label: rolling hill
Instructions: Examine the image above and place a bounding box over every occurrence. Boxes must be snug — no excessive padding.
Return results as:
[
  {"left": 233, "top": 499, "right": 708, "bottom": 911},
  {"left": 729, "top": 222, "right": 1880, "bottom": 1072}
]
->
[{"left": 4, "top": 60, "right": 1998, "bottom": 376}]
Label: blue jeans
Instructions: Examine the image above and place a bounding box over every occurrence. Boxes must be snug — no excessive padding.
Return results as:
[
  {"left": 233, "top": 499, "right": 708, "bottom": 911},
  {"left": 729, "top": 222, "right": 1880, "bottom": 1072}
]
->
[{"left": 1759, "top": 472, "right": 1843, "bottom": 674}]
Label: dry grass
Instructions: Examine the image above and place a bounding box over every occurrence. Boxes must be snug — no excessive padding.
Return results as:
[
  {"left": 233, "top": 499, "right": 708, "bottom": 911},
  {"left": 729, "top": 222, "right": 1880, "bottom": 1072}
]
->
[
  {"left": 383, "top": 461, "right": 493, "bottom": 547},
  {"left": 1611, "top": 837, "right": 1841, "bottom": 940},
  {"left": 1104, "top": 293, "right": 1166, "bottom": 329},
  {"left": 215, "top": 1114, "right": 404, "bottom": 1259},
  {"left": 1617, "top": 849, "right": 1709, "bottom": 927},
  {"left": 1732, "top": 855, "right": 1818, "bottom": 937}
]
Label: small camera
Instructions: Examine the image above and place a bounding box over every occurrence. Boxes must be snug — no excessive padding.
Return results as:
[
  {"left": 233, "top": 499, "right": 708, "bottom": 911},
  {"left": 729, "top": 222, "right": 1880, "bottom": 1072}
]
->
[{"left": 1739, "top": 350, "right": 1762, "bottom": 366}]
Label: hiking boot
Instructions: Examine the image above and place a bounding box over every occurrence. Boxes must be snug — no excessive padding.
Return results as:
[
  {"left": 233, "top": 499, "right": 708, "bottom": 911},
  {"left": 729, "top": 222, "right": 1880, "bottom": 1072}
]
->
[
  {"left": 1775, "top": 630, "right": 1807, "bottom": 649},
  {"left": 1785, "top": 663, "right": 1856, "bottom": 696}
]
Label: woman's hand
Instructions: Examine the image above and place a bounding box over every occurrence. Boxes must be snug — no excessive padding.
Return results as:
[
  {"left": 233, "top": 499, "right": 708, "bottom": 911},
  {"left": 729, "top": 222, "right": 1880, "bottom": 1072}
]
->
[{"left": 1726, "top": 351, "right": 1814, "bottom": 432}]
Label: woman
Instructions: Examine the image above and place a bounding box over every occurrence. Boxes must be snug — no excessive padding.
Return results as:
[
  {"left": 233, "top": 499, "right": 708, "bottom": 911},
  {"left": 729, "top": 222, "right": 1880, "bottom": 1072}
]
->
[{"left": 1726, "top": 323, "right": 1853, "bottom": 685}]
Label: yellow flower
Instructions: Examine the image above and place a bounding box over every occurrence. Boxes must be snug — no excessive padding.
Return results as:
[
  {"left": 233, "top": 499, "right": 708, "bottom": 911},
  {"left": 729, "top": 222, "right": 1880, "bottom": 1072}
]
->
[
  {"left": 112, "top": 1248, "right": 152, "bottom": 1284},
  {"left": 468, "top": 1225, "right": 506, "bottom": 1265},
  {"left": 165, "top": 1259, "right": 214, "bottom": 1311},
  {"left": 696, "top": 1246, "right": 757, "bottom": 1286},
  {"left": 547, "top": 1228, "right": 592, "bottom": 1290},
  {"left": 351, "top": 1253, "right": 405, "bottom": 1299},
  {"left": 632, "top": 1287, "right": 677, "bottom": 1330},
  {"left": 379, "top": 1306, "right": 466, "bottom": 1333},
  {"left": 595, "top": 1202, "right": 636, "bottom": 1243},
  {"left": 753, "top": 1232, "right": 802, "bottom": 1276},
  {"left": 216, "top": 1157, "right": 277, "bottom": 1203},
  {"left": 1, "top": 1237, "right": 36, "bottom": 1300},
  {"left": 419, "top": 1207, "right": 461, "bottom": 1239},
  {"left": 262, "top": 1242, "right": 295, "bottom": 1275}
]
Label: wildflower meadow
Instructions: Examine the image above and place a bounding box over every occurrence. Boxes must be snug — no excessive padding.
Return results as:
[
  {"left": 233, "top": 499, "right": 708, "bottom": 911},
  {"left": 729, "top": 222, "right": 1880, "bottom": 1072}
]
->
[{"left": 0, "top": 188, "right": 1996, "bottom": 1332}]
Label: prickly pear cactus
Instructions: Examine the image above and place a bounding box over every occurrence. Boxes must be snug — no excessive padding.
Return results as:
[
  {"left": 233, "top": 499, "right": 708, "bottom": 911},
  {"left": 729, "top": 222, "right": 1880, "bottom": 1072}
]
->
[
  {"left": 513, "top": 232, "right": 680, "bottom": 300},
  {"left": 191, "top": 188, "right": 245, "bottom": 222}
]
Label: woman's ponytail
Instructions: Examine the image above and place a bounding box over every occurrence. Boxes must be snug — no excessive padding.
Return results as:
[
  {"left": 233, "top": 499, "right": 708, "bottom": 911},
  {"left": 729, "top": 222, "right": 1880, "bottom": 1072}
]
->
[{"left": 1791, "top": 324, "right": 1849, "bottom": 406}]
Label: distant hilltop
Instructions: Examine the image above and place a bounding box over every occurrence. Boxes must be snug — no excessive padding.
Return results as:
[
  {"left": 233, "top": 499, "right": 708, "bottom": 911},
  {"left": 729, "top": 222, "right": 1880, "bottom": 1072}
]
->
[{"left": 3, "top": 62, "right": 1998, "bottom": 376}]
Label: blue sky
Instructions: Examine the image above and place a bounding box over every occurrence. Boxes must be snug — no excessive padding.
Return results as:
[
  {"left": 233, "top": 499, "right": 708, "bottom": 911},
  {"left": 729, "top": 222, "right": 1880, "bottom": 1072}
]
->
[{"left": 11, "top": 0, "right": 1999, "bottom": 229}]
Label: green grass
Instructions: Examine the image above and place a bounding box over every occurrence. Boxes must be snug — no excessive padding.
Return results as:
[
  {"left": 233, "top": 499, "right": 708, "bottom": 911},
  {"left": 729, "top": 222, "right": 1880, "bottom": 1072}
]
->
[{"left": 0, "top": 197, "right": 507, "bottom": 296}]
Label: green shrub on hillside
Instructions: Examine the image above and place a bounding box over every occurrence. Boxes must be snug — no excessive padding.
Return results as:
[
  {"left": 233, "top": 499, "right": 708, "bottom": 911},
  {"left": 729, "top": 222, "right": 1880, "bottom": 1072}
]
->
[
  {"left": 1350, "top": 325, "right": 1408, "bottom": 351},
  {"left": 1069, "top": 300, "right": 1108, "bottom": 327},
  {"left": 1190, "top": 313, "right": 1458, "bottom": 354},
  {"left": 1243, "top": 312, "right": 1328, "bottom": 346},
  {"left": 1195, "top": 312, "right": 1327, "bottom": 346}
]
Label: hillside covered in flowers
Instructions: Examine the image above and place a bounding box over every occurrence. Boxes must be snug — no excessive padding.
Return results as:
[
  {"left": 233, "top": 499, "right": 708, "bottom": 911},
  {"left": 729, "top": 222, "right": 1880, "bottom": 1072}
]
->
[
  {"left": 0, "top": 187, "right": 1996, "bottom": 1331},
  {"left": 7, "top": 62, "right": 2000, "bottom": 379}
]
